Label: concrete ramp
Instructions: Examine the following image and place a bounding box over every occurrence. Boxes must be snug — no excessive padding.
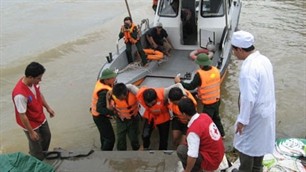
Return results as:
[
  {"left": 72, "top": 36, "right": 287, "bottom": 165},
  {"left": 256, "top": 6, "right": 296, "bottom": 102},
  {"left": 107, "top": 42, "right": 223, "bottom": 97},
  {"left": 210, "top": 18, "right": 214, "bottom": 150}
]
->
[{"left": 46, "top": 150, "right": 180, "bottom": 172}]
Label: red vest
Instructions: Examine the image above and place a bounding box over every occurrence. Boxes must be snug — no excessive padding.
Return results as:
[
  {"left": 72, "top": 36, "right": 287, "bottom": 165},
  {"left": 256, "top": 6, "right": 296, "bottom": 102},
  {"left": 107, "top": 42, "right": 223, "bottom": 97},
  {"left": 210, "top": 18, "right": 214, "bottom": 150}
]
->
[
  {"left": 12, "top": 78, "right": 46, "bottom": 130},
  {"left": 137, "top": 87, "right": 170, "bottom": 126},
  {"left": 187, "top": 113, "right": 224, "bottom": 171}
]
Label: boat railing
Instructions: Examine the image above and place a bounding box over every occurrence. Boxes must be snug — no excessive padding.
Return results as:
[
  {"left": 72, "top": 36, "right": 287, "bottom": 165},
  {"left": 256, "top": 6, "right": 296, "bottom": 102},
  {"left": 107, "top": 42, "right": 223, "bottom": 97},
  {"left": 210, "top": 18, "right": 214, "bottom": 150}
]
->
[{"left": 139, "top": 18, "right": 150, "bottom": 31}]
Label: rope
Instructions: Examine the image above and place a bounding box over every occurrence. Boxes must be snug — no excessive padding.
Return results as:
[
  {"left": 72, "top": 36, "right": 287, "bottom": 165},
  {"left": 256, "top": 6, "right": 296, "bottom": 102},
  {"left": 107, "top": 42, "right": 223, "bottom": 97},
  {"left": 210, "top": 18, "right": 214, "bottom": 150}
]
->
[{"left": 118, "top": 61, "right": 152, "bottom": 74}]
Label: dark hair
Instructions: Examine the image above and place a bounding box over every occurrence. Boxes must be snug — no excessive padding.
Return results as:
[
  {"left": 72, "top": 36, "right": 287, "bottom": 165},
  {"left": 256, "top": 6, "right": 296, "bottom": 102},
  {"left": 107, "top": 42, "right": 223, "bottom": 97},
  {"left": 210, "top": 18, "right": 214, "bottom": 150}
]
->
[
  {"left": 143, "top": 88, "right": 157, "bottom": 104},
  {"left": 25, "top": 62, "right": 45, "bottom": 77},
  {"left": 124, "top": 16, "right": 132, "bottom": 22},
  {"left": 168, "top": 87, "right": 184, "bottom": 101},
  {"left": 232, "top": 45, "right": 255, "bottom": 52},
  {"left": 178, "top": 98, "right": 196, "bottom": 116},
  {"left": 112, "top": 83, "right": 128, "bottom": 98}
]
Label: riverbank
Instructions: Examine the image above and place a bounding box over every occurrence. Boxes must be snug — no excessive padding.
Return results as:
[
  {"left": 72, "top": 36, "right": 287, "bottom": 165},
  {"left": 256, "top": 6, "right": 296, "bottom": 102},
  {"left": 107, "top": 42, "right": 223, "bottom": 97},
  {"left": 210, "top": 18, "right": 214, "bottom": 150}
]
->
[
  {"left": 1, "top": 0, "right": 305, "bottom": 155},
  {"left": 43, "top": 150, "right": 239, "bottom": 172}
]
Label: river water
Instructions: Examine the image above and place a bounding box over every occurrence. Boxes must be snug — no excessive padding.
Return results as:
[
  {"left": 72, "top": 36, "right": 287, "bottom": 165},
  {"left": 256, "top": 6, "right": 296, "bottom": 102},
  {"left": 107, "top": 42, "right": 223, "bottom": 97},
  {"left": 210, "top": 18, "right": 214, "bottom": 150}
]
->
[{"left": 0, "top": 0, "right": 305, "bottom": 154}]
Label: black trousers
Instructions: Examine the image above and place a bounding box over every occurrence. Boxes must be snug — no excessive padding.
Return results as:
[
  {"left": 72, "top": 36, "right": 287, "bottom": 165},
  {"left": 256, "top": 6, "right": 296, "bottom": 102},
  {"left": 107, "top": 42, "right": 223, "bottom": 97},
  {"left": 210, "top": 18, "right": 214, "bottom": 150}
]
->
[
  {"left": 202, "top": 100, "right": 225, "bottom": 137},
  {"left": 116, "top": 116, "right": 140, "bottom": 151},
  {"left": 177, "top": 144, "right": 203, "bottom": 172},
  {"left": 93, "top": 115, "right": 115, "bottom": 151},
  {"left": 24, "top": 121, "right": 51, "bottom": 160},
  {"left": 125, "top": 41, "right": 147, "bottom": 65},
  {"left": 142, "top": 119, "right": 170, "bottom": 150},
  {"left": 238, "top": 151, "right": 264, "bottom": 172}
]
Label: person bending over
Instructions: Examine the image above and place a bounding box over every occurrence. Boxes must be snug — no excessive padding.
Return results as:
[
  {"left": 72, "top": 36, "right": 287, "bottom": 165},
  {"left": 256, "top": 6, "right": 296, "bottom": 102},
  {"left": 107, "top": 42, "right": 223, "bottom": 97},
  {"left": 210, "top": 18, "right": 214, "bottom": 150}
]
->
[{"left": 176, "top": 98, "right": 224, "bottom": 172}]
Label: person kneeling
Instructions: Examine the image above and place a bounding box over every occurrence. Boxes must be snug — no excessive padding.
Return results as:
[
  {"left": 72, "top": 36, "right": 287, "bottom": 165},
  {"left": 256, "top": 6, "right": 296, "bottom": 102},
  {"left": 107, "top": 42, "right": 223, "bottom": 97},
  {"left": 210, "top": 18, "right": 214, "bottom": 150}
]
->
[
  {"left": 146, "top": 22, "right": 173, "bottom": 56},
  {"left": 176, "top": 98, "right": 224, "bottom": 172}
]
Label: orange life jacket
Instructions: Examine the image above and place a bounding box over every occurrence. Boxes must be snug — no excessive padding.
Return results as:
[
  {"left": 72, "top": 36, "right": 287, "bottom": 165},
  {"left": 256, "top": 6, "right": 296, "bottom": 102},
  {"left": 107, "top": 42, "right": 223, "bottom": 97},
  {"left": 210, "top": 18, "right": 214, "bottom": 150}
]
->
[
  {"left": 143, "top": 48, "right": 164, "bottom": 60},
  {"left": 197, "top": 66, "right": 221, "bottom": 105},
  {"left": 168, "top": 90, "right": 197, "bottom": 124},
  {"left": 91, "top": 80, "right": 112, "bottom": 117},
  {"left": 123, "top": 23, "right": 139, "bottom": 44},
  {"left": 137, "top": 87, "right": 170, "bottom": 126},
  {"left": 112, "top": 91, "right": 139, "bottom": 120}
]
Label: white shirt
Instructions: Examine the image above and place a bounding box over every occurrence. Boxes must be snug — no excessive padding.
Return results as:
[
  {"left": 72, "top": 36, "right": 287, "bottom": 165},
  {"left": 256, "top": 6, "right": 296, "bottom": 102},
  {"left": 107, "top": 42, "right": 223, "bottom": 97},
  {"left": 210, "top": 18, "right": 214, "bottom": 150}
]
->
[
  {"left": 13, "top": 84, "right": 37, "bottom": 113},
  {"left": 186, "top": 113, "right": 200, "bottom": 158},
  {"left": 13, "top": 84, "right": 46, "bottom": 130},
  {"left": 234, "top": 51, "right": 276, "bottom": 156}
]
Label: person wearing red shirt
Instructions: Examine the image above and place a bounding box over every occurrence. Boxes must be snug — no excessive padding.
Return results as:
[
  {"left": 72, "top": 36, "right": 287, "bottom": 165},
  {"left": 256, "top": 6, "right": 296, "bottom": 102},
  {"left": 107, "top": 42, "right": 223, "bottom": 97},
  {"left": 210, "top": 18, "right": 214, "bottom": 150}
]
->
[
  {"left": 12, "top": 62, "right": 55, "bottom": 160},
  {"left": 176, "top": 98, "right": 224, "bottom": 172}
]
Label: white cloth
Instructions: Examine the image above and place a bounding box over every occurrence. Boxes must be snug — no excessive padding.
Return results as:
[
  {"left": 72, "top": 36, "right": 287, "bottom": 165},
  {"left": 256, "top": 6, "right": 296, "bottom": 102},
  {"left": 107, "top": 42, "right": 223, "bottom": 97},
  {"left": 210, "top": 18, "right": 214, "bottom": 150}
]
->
[
  {"left": 127, "top": 83, "right": 185, "bottom": 100},
  {"left": 231, "top": 30, "right": 254, "bottom": 48},
  {"left": 126, "top": 84, "right": 139, "bottom": 95},
  {"left": 186, "top": 113, "right": 200, "bottom": 158},
  {"left": 234, "top": 51, "right": 276, "bottom": 156}
]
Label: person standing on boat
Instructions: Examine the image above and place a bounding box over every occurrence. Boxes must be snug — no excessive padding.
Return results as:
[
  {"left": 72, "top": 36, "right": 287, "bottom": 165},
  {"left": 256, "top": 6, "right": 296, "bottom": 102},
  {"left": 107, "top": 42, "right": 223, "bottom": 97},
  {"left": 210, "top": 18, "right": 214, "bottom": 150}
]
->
[
  {"left": 108, "top": 83, "right": 140, "bottom": 151},
  {"left": 12, "top": 62, "right": 55, "bottom": 160},
  {"left": 174, "top": 53, "right": 226, "bottom": 138},
  {"left": 176, "top": 98, "right": 224, "bottom": 172},
  {"left": 168, "top": 87, "right": 197, "bottom": 148},
  {"left": 90, "top": 68, "right": 117, "bottom": 151},
  {"left": 152, "top": 0, "right": 158, "bottom": 13},
  {"left": 119, "top": 16, "right": 148, "bottom": 66},
  {"left": 231, "top": 30, "right": 276, "bottom": 172},
  {"left": 146, "top": 22, "right": 173, "bottom": 56}
]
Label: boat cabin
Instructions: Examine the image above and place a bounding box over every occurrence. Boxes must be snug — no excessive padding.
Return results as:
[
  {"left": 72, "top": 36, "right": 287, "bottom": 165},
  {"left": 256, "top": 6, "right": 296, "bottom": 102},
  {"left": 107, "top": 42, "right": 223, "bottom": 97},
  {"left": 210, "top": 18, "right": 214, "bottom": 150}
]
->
[
  {"left": 98, "top": 0, "right": 241, "bottom": 87},
  {"left": 155, "top": 0, "right": 236, "bottom": 51}
]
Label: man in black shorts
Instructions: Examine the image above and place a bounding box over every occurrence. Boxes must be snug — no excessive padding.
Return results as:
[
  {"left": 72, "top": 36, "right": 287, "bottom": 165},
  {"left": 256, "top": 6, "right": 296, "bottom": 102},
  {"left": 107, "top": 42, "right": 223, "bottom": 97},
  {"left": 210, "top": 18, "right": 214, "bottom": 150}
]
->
[{"left": 168, "top": 87, "right": 197, "bottom": 148}]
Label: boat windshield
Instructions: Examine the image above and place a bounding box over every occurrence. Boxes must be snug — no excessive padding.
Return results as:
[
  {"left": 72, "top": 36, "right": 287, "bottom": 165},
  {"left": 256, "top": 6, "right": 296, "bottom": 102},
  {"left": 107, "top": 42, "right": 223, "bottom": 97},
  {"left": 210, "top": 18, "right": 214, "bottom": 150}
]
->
[
  {"left": 200, "top": 0, "right": 224, "bottom": 17},
  {"left": 158, "top": 0, "right": 179, "bottom": 17}
]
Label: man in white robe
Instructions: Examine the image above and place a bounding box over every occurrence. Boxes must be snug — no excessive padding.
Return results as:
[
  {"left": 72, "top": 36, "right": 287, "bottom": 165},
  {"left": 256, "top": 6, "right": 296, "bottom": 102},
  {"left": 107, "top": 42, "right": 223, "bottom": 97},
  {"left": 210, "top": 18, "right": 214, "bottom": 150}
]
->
[{"left": 231, "top": 30, "right": 276, "bottom": 172}]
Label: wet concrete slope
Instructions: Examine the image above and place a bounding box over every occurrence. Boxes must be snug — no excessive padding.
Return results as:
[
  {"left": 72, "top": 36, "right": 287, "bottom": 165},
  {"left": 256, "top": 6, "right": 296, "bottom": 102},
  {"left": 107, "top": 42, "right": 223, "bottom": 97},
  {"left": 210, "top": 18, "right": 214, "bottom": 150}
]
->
[{"left": 46, "top": 150, "right": 179, "bottom": 172}]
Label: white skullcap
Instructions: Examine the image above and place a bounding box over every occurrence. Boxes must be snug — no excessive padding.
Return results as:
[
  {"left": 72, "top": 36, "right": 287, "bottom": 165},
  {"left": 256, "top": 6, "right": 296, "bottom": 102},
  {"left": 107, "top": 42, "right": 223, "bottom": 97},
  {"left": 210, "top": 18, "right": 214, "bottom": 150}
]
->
[
  {"left": 155, "top": 22, "right": 163, "bottom": 27},
  {"left": 231, "top": 30, "right": 254, "bottom": 48}
]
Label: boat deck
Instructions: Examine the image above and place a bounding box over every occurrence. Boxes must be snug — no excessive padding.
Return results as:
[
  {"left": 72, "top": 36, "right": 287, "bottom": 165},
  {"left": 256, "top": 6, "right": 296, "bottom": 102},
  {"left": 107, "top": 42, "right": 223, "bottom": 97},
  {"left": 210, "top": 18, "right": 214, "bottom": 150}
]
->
[
  {"left": 148, "top": 50, "right": 197, "bottom": 77},
  {"left": 141, "top": 49, "right": 199, "bottom": 87},
  {"left": 116, "top": 49, "right": 199, "bottom": 87}
]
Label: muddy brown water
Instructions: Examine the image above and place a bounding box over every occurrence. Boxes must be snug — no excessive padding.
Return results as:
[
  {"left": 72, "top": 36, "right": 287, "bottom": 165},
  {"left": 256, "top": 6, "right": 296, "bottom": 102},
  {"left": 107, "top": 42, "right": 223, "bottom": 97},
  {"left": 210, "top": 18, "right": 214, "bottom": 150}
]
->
[{"left": 1, "top": 0, "right": 305, "bottom": 155}]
